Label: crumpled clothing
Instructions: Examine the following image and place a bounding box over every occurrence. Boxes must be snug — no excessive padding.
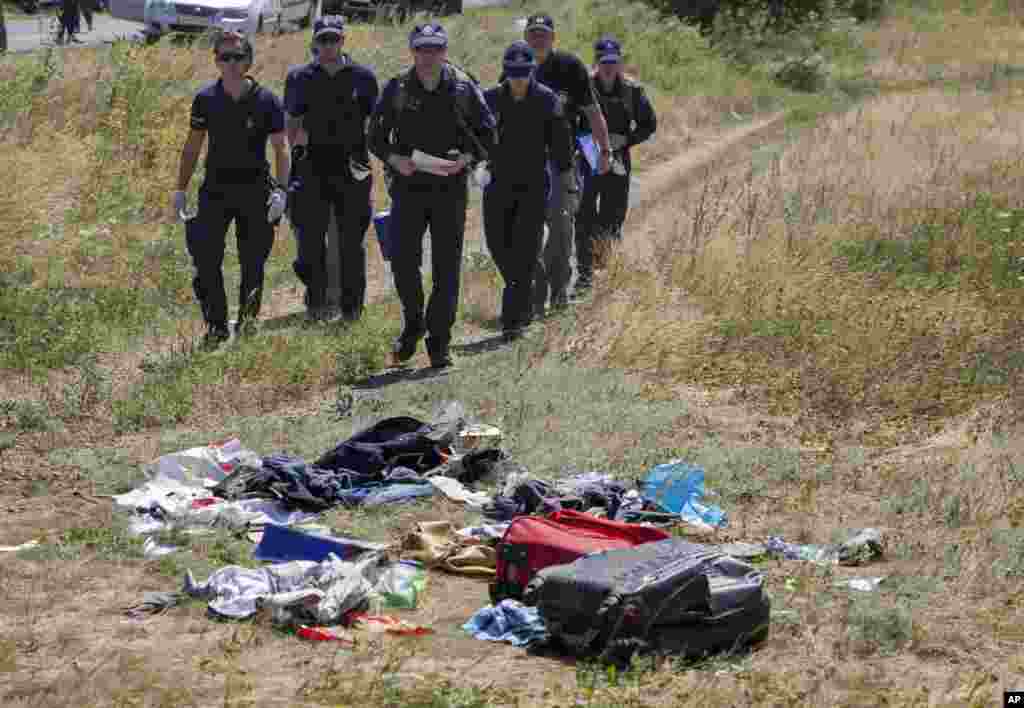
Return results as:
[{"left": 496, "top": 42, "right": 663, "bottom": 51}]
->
[
  {"left": 115, "top": 470, "right": 320, "bottom": 533},
  {"left": 483, "top": 480, "right": 563, "bottom": 521},
  {"left": 183, "top": 552, "right": 384, "bottom": 623},
  {"left": 766, "top": 528, "right": 884, "bottom": 566},
  {"left": 144, "top": 438, "right": 260, "bottom": 486},
  {"left": 349, "top": 613, "right": 433, "bottom": 636},
  {"left": 401, "top": 521, "right": 497, "bottom": 577},
  {"left": 213, "top": 454, "right": 362, "bottom": 512},
  {"left": 427, "top": 476, "right": 493, "bottom": 509},
  {"left": 315, "top": 416, "right": 452, "bottom": 476},
  {"left": 448, "top": 448, "right": 509, "bottom": 485},
  {"left": 462, "top": 600, "right": 548, "bottom": 647},
  {"left": 123, "top": 591, "right": 185, "bottom": 619},
  {"left": 456, "top": 523, "right": 510, "bottom": 541},
  {"left": 361, "top": 482, "right": 436, "bottom": 507}
]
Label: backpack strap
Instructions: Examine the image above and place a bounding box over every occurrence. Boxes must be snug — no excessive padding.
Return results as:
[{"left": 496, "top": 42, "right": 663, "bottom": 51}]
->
[{"left": 591, "top": 72, "right": 638, "bottom": 127}]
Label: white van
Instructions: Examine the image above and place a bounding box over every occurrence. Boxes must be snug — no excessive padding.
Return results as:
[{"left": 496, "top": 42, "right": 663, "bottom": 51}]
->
[{"left": 108, "top": 0, "right": 317, "bottom": 37}]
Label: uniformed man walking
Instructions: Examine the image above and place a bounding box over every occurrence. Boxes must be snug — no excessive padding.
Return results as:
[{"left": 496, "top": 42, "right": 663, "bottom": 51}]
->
[
  {"left": 284, "top": 16, "right": 379, "bottom": 323},
  {"left": 369, "top": 23, "right": 496, "bottom": 370},
  {"left": 576, "top": 36, "right": 657, "bottom": 291},
  {"left": 517, "top": 12, "right": 613, "bottom": 316},
  {"left": 482, "top": 41, "right": 573, "bottom": 342},
  {"left": 174, "top": 30, "right": 290, "bottom": 349}
]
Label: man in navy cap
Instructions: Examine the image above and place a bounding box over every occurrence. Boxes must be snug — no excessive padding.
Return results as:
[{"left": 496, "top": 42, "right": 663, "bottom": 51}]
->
[
  {"left": 482, "top": 41, "right": 573, "bottom": 342},
  {"left": 369, "top": 22, "right": 496, "bottom": 370},
  {"left": 515, "top": 11, "right": 613, "bottom": 317},
  {"left": 576, "top": 36, "right": 657, "bottom": 291},
  {"left": 174, "top": 29, "right": 290, "bottom": 349},
  {"left": 284, "top": 15, "right": 379, "bottom": 323}
]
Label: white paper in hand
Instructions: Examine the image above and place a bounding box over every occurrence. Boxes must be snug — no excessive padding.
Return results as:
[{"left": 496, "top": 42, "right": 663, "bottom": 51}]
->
[{"left": 411, "top": 149, "right": 459, "bottom": 177}]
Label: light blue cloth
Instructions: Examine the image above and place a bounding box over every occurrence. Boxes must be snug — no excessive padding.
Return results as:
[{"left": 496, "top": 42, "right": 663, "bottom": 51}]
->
[
  {"left": 462, "top": 599, "right": 548, "bottom": 647},
  {"left": 640, "top": 461, "right": 727, "bottom": 528},
  {"left": 361, "top": 482, "right": 435, "bottom": 507}
]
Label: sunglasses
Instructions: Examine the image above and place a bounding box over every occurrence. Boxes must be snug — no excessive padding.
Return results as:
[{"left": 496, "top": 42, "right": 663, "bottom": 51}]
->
[
  {"left": 217, "top": 52, "right": 248, "bottom": 62},
  {"left": 316, "top": 35, "right": 342, "bottom": 45}
]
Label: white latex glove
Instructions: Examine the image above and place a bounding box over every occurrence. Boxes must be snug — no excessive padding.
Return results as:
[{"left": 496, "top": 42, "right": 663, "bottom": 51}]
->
[
  {"left": 471, "top": 163, "right": 492, "bottom": 189},
  {"left": 173, "top": 190, "right": 188, "bottom": 221},
  {"left": 349, "top": 157, "right": 371, "bottom": 182},
  {"left": 267, "top": 188, "right": 287, "bottom": 223}
]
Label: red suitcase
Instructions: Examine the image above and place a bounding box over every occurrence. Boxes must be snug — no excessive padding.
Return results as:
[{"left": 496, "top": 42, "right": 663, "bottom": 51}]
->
[{"left": 490, "top": 510, "right": 671, "bottom": 603}]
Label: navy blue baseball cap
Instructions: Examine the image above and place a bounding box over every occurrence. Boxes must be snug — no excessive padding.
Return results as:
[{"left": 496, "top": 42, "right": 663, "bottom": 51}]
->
[
  {"left": 594, "top": 36, "right": 623, "bottom": 64},
  {"left": 503, "top": 40, "right": 535, "bottom": 78},
  {"left": 313, "top": 15, "right": 344, "bottom": 40},
  {"left": 525, "top": 13, "right": 554, "bottom": 33},
  {"left": 410, "top": 23, "right": 448, "bottom": 49}
]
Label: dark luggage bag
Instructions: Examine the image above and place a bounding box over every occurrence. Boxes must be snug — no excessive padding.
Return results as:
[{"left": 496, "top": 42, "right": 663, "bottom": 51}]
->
[
  {"left": 523, "top": 539, "right": 770, "bottom": 664},
  {"left": 490, "top": 510, "right": 671, "bottom": 603}
]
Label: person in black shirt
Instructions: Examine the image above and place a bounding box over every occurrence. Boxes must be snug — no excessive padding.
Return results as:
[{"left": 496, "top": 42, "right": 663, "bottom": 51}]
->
[
  {"left": 482, "top": 41, "right": 573, "bottom": 342},
  {"left": 576, "top": 36, "right": 657, "bottom": 291},
  {"left": 518, "top": 12, "right": 612, "bottom": 315},
  {"left": 174, "top": 30, "right": 289, "bottom": 349},
  {"left": 284, "top": 16, "right": 379, "bottom": 323},
  {"left": 369, "top": 22, "right": 496, "bottom": 370}
]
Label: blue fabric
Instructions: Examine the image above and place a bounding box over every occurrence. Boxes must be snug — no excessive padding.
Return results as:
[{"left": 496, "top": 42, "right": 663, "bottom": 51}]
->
[
  {"left": 640, "top": 462, "right": 727, "bottom": 528},
  {"left": 463, "top": 600, "right": 548, "bottom": 647},
  {"left": 252, "top": 523, "right": 387, "bottom": 563},
  {"left": 361, "top": 482, "right": 435, "bottom": 507}
]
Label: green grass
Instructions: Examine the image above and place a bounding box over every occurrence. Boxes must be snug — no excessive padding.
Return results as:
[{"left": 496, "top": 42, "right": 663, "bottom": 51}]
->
[
  {"left": 834, "top": 195, "right": 1024, "bottom": 291},
  {"left": 845, "top": 594, "right": 915, "bottom": 655},
  {"left": 17, "top": 523, "right": 146, "bottom": 562}
]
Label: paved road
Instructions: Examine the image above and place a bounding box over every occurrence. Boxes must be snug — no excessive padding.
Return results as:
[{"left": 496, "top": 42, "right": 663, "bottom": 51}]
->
[{"left": 4, "top": 12, "right": 146, "bottom": 52}]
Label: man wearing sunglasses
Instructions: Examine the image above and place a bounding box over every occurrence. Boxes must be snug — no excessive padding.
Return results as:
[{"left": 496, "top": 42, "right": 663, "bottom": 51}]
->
[
  {"left": 369, "top": 23, "right": 496, "bottom": 370},
  {"left": 174, "top": 30, "right": 289, "bottom": 349},
  {"left": 284, "top": 16, "right": 379, "bottom": 324},
  {"left": 513, "top": 12, "right": 613, "bottom": 318}
]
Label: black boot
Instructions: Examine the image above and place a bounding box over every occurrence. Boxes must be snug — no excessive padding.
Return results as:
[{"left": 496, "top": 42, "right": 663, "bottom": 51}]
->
[{"left": 392, "top": 323, "right": 425, "bottom": 365}]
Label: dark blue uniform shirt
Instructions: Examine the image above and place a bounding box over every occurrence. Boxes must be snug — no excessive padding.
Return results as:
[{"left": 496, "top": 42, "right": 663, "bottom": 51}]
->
[
  {"left": 284, "top": 55, "right": 379, "bottom": 168},
  {"left": 592, "top": 75, "right": 656, "bottom": 149},
  {"left": 483, "top": 79, "right": 572, "bottom": 187},
  {"left": 500, "top": 49, "right": 597, "bottom": 130},
  {"left": 189, "top": 78, "right": 284, "bottom": 187},
  {"left": 369, "top": 64, "right": 496, "bottom": 187}
]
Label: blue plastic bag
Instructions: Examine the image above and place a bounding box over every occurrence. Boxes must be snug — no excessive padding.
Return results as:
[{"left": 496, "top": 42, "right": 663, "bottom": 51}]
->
[{"left": 639, "top": 461, "right": 727, "bottom": 528}]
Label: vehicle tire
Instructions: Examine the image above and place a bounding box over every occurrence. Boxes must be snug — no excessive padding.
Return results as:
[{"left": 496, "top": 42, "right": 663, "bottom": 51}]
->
[{"left": 443, "top": 0, "right": 461, "bottom": 14}]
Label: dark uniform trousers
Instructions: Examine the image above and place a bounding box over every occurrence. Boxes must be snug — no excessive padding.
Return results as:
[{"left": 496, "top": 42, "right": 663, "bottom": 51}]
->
[
  {"left": 295, "top": 165, "right": 372, "bottom": 317},
  {"left": 576, "top": 163, "right": 630, "bottom": 285},
  {"left": 185, "top": 181, "right": 275, "bottom": 330},
  {"left": 483, "top": 182, "right": 546, "bottom": 333},
  {"left": 389, "top": 176, "right": 468, "bottom": 357}
]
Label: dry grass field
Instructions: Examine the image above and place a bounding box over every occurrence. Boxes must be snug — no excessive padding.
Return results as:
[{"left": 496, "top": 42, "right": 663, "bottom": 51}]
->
[{"left": 2, "top": 0, "right": 1023, "bottom": 705}]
